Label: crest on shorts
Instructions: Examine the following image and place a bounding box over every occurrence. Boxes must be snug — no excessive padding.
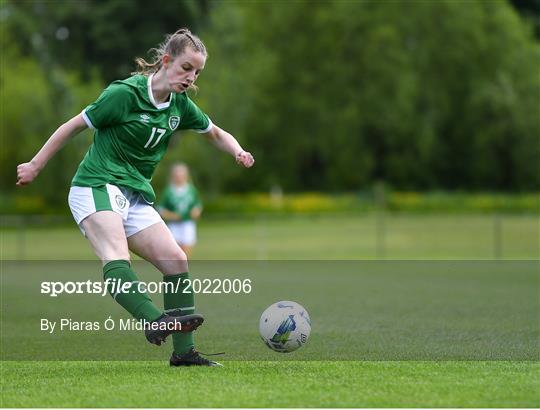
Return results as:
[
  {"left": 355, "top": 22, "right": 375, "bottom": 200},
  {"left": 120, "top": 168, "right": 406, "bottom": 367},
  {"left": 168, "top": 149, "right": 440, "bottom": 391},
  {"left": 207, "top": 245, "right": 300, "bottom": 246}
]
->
[
  {"left": 115, "top": 195, "right": 127, "bottom": 209},
  {"left": 169, "top": 116, "right": 180, "bottom": 131}
]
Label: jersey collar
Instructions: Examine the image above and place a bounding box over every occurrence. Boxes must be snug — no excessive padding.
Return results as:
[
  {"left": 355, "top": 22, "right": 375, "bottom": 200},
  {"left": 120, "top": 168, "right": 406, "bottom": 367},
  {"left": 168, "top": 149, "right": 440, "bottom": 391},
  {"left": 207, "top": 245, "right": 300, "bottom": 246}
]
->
[{"left": 147, "top": 73, "right": 172, "bottom": 110}]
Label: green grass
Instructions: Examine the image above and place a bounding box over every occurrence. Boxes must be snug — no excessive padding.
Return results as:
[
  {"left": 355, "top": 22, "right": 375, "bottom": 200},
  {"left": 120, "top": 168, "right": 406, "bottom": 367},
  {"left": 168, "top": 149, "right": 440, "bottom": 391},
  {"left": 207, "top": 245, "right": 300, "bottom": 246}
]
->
[
  {"left": 1, "top": 213, "right": 539, "bottom": 407},
  {"left": 2, "top": 361, "right": 539, "bottom": 408},
  {"left": 1, "top": 213, "right": 539, "bottom": 260},
  {"left": 2, "top": 261, "right": 538, "bottom": 361}
]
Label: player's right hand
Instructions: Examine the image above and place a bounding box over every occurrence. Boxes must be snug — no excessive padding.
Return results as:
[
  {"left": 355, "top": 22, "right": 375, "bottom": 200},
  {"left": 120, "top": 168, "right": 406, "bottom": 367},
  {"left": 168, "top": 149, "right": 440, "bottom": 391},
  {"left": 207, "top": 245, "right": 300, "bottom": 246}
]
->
[
  {"left": 235, "top": 151, "right": 255, "bottom": 168},
  {"left": 16, "top": 162, "right": 39, "bottom": 186}
]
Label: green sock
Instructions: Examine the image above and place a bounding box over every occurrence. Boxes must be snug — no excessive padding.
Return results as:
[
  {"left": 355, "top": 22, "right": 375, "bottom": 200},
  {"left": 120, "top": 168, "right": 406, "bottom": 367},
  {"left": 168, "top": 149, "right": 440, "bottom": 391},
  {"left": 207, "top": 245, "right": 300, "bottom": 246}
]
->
[
  {"left": 163, "top": 272, "right": 195, "bottom": 355},
  {"left": 103, "top": 260, "right": 162, "bottom": 322}
]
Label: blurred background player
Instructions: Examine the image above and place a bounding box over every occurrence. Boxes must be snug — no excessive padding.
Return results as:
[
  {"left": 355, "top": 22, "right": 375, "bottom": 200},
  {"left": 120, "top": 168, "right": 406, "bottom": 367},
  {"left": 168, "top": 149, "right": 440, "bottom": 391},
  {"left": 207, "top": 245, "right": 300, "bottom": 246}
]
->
[{"left": 158, "top": 163, "right": 202, "bottom": 258}]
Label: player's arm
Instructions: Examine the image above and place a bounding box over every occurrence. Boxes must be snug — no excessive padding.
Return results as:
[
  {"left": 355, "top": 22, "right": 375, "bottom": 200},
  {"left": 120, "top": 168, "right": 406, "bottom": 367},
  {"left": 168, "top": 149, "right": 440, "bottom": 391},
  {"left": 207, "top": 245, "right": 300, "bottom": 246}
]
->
[
  {"left": 157, "top": 189, "right": 181, "bottom": 221},
  {"left": 190, "top": 187, "right": 203, "bottom": 220},
  {"left": 190, "top": 206, "right": 202, "bottom": 220},
  {"left": 159, "top": 208, "right": 181, "bottom": 221},
  {"left": 16, "top": 114, "right": 88, "bottom": 186},
  {"left": 203, "top": 125, "right": 255, "bottom": 168}
]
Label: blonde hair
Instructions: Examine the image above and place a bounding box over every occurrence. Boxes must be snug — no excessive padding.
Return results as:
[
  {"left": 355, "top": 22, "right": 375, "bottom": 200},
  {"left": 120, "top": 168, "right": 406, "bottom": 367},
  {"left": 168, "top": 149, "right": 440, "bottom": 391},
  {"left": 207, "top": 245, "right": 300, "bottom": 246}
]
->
[
  {"left": 133, "top": 28, "right": 207, "bottom": 91},
  {"left": 171, "top": 162, "right": 189, "bottom": 175},
  {"left": 170, "top": 162, "right": 191, "bottom": 184}
]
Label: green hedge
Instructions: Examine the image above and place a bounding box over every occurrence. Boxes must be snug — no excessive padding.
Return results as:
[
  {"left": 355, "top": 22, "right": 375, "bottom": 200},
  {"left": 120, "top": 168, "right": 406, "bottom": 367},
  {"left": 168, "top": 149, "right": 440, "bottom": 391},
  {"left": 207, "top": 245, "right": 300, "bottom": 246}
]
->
[
  {"left": 2, "top": 191, "right": 538, "bottom": 216},
  {"left": 385, "top": 192, "right": 539, "bottom": 214},
  {"left": 203, "top": 192, "right": 539, "bottom": 215}
]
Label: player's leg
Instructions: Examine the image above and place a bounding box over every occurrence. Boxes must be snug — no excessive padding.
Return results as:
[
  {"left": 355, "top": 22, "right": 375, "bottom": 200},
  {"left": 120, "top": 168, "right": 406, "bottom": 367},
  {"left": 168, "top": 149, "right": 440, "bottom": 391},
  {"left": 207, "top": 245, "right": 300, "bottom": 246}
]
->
[
  {"left": 80, "top": 210, "right": 130, "bottom": 262},
  {"left": 80, "top": 210, "right": 166, "bottom": 324},
  {"left": 128, "top": 219, "right": 189, "bottom": 274},
  {"left": 69, "top": 185, "right": 182, "bottom": 345},
  {"left": 179, "top": 220, "right": 197, "bottom": 259},
  {"left": 127, "top": 221, "right": 199, "bottom": 338},
  {"left": 179, "top": 244, "right": 192, "bottom": 259},
  {"left": 169, "top": 224, "right": 193, "bottom": 260},
  {"left": 127, "top": 212, "right": 219, "bottom": 365}
]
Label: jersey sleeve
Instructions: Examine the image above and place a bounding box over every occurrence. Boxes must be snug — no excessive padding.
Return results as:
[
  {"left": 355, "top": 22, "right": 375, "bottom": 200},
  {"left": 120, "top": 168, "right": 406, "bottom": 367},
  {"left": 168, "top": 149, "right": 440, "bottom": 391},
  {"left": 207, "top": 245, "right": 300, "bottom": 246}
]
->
[
  {"left": 192, "top": 186, "right": 203, "bottom": 208},
  {"left": 180, "top": 97, "right": 213, "bottom": 133},
  {"left": 157, "top": 187, "right": 175, "bottom": 212},
  {"left": 82, "top": 83, "right": 131, "bottom": 130}
]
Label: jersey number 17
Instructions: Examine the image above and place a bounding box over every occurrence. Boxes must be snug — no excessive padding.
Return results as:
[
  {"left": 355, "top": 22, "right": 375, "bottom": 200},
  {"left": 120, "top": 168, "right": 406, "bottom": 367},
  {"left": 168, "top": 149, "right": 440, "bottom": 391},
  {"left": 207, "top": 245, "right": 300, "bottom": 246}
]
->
[{"left": 144, "top": 127, "right": 166, "bottom": 149}]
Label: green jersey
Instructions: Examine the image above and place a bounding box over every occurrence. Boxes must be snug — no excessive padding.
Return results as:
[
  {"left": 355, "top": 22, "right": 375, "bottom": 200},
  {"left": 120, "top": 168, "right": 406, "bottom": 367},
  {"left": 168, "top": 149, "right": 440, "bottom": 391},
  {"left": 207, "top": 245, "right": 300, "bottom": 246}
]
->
[
  {"left": 158, "top": 183, "right": 202, "bottom": 221},
  {"left": 72, "top": 74, "right": 212, "bottom": 203}
]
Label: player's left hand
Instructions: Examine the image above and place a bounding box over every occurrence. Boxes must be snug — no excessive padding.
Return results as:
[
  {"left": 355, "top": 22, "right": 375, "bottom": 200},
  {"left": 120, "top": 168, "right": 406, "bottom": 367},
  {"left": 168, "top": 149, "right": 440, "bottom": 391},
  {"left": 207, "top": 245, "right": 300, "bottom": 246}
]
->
[
  {"left": 235, "top": 151, "right": 255, "bottom": 168},
  {"left": 190, "top": 207, "right": 202, "bottom": 220}
]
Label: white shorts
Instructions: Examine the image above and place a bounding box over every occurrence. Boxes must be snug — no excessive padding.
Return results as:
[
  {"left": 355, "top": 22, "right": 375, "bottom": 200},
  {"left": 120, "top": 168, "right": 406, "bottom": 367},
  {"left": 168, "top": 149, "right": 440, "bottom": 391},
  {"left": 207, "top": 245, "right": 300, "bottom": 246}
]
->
[
  {"left": 167, "top": 220, "right": 197, "bottom": 246},
  {"left": 68, "top": 184, "right": 162, "bottom": 237}
]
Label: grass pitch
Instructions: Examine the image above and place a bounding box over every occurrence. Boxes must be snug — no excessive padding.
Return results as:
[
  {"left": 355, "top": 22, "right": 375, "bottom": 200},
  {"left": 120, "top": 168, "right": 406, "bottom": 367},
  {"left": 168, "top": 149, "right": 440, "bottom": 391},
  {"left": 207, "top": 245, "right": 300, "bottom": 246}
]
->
[
  {"left": 2, "top": 213, "right": 538, "bottom": 260},
  {"left": 2, "top": 361, "right": 539, "bottom": 408},
  {"left": 1, "top": 213, "right": 539, "bottom": 407}
]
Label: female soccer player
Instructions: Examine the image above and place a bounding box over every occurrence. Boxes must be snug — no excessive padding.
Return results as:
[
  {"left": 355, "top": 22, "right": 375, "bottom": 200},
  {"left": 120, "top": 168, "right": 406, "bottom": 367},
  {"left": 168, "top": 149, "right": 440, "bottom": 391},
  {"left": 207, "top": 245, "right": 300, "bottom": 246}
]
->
[
  {"left": 16, "top": 28, "right": 254, "bottom": 366},
  {"left": 158, "top": 163, "right": 202, "bottom": 259}
]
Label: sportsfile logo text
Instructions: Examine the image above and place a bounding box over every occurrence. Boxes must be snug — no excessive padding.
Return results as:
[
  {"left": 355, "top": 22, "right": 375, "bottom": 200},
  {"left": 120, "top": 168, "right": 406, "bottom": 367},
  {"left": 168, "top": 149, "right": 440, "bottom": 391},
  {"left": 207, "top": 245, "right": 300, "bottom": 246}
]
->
[
  {"left": 41, "top": 278, "right": 252, "bottom": 297},
  {"left": 41, "top": 279, "right": 174, "bottom": 297}
]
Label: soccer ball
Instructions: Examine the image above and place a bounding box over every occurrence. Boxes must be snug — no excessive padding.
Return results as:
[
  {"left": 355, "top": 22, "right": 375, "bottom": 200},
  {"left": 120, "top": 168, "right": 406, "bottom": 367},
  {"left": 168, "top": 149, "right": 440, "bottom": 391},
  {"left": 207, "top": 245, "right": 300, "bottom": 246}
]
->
[{"left": 259, "top": 301, "right": 311, "bottom": 352}]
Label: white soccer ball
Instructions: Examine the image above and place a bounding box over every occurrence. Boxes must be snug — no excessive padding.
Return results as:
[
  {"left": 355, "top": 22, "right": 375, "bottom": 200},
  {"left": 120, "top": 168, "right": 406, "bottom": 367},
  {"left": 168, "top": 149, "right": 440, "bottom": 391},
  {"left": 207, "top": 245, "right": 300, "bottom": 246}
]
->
[{"left": 259, "top": 301, "right": 311, "bottom": 352}]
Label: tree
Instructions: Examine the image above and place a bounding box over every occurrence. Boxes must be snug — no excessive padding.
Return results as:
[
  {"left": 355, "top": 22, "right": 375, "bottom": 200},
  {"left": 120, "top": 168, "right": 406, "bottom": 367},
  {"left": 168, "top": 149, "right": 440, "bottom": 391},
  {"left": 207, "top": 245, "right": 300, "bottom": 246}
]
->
[
  {"left": 5, "top": 0, "right": 209, "bottom": 82},
  {"left": 191, "top": 0, "right": 540, "bottom": 192}
]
